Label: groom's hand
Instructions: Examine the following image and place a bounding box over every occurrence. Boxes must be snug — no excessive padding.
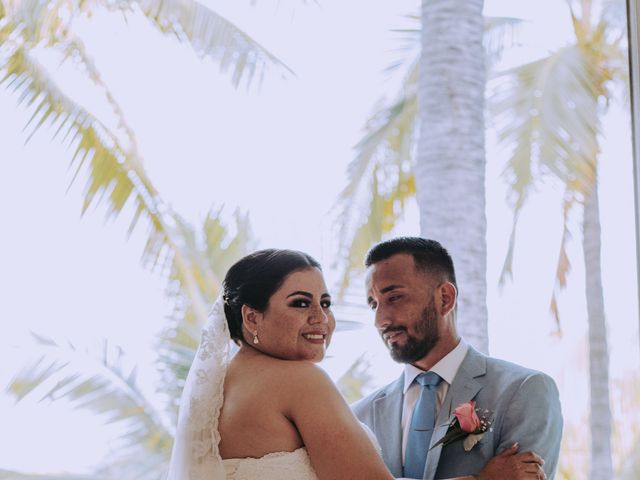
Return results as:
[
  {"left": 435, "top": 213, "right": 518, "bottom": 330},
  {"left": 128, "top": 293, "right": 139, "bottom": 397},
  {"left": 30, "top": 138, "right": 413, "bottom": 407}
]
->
[{"left": 475, "top": 443, "right": 546, "bottom": 480}]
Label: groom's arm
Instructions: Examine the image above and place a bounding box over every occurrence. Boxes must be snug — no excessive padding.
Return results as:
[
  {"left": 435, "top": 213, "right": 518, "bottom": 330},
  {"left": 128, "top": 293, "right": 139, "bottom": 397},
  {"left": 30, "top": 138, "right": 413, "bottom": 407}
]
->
[{"left": 495, "top": 372, "right": 563, "bottom": 478}]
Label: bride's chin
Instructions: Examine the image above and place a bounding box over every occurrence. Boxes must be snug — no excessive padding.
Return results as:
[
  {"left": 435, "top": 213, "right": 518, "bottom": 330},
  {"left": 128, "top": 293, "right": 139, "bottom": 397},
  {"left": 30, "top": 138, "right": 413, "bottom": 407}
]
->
[{"left": 307, "top": 347, "right": 327, "bottom": 363}]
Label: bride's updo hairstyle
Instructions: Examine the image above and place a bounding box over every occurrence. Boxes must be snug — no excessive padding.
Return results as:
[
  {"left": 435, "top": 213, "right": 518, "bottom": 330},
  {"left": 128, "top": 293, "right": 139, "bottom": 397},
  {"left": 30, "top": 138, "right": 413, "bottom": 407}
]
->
[{"left": 222, "top": 249, "right": 321, "bottom": 344}]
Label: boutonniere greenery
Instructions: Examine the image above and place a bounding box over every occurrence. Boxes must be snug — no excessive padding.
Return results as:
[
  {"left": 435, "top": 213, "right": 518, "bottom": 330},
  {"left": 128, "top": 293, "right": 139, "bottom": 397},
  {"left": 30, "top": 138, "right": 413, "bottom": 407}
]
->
[{"left": 431, "top": 400, "right": 493, "bottom": 452}]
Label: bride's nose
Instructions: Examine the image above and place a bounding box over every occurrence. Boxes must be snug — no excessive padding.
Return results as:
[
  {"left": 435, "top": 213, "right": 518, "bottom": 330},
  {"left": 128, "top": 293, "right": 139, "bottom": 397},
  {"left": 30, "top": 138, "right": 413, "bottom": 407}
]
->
[{"left": 308, "top": 304, "right": 329, "bottom": 324}]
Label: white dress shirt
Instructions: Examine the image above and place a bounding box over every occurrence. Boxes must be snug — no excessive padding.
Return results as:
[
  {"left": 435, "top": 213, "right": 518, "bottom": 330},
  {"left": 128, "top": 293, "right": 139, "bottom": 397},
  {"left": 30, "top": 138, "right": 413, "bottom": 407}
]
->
[{"left": 401, "top": 339, "right": 469, "bottom": 463}]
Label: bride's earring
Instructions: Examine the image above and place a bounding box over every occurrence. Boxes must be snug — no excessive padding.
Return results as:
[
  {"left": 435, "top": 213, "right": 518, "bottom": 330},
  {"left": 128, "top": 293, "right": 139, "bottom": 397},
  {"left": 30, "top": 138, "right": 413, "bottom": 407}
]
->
[{"left": 252, "top": 330, "right": 260, "bottom": 345}]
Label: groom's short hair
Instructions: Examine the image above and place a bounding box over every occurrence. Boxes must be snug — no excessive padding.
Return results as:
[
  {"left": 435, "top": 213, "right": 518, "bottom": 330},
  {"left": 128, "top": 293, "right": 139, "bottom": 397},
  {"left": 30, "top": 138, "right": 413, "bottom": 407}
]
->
[{"left": 365, "top": 237, "right": 457, "bottom": 289}]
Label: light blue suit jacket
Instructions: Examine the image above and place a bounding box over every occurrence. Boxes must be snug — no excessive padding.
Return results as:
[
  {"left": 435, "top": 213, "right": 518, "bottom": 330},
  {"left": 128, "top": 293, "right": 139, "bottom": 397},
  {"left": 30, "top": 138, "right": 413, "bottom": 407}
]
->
[{"left": 352, "top": 347, "right": 563, "bottom": 480}]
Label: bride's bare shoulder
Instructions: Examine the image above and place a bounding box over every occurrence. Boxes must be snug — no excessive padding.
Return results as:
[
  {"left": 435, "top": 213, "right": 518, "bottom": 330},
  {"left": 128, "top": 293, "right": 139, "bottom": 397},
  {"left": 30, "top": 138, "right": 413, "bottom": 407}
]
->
[
  {"left": 265, "top": 356, "right": 333, "bottom": 387},
  {"left": 229, "top": 351, "right": 334, "bottom": 389}
]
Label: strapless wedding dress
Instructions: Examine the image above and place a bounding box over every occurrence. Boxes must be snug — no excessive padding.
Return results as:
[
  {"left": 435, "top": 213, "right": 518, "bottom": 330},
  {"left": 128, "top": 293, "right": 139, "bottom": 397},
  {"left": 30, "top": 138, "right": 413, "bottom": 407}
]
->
[
  {"left": 221, "top": 422, "right": 380, "bottom": 479},
  {"left": 222, "top": 447, "right": 318, "bottom": 480}
]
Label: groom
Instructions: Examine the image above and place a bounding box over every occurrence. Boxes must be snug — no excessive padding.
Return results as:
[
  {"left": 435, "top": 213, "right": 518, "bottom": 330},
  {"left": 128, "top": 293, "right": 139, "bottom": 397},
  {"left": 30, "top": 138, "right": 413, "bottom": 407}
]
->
[{"left": 353, "top": 237, "right": 562, "bottom": 479}]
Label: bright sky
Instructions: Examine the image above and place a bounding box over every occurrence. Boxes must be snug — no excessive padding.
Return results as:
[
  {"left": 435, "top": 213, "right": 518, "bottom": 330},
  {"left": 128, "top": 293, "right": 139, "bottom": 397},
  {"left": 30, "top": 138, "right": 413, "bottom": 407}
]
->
[{"left": 0, "top": 0, "right": 638, "bottom": 475}]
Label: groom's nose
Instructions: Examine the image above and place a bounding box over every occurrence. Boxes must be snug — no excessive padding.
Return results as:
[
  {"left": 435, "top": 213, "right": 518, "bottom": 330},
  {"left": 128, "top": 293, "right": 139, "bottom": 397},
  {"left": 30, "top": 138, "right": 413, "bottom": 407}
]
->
[{"left": 374, "top": 305, "right": 391, "bottom": 330}]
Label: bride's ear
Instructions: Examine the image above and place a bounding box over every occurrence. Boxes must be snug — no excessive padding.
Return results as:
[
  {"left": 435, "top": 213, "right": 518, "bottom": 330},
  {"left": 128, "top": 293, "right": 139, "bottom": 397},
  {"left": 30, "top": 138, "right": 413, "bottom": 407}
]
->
[{"left": 241, "top": 304, "right": 262, "bottom": 333}]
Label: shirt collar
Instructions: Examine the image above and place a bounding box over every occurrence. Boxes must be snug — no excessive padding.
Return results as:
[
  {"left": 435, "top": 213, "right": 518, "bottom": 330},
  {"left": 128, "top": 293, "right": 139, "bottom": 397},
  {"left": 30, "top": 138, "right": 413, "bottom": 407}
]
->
[{"left": 402, "top": 338, "right": 469, "bottom": 394}]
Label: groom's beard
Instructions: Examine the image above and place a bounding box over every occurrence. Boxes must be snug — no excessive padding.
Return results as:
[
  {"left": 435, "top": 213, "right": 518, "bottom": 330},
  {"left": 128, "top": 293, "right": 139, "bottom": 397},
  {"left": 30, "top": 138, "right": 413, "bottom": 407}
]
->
[{"left": 387, "top": 299, "right": 440, "bottom": 364}]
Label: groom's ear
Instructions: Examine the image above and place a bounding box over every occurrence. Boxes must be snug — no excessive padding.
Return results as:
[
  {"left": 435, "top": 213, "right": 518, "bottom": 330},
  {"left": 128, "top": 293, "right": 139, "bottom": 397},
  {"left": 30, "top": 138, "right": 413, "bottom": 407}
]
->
[{"left": 437, "top": 281, "right": 457, "bottom": 317}]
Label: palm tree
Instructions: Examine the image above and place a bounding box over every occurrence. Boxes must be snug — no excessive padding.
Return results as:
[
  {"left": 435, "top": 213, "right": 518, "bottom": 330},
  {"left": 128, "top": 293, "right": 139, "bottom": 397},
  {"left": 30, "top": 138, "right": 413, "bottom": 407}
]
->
[
  {"left": 491, "top": 1, "right": 628, "bottom": 478},
  {"left": 334, "top": 6, "right": 521, "bottom": 354},
  {"left": 416, "top": 0, "right": 487, "bottom": 352},
  {"left": 2, "top": 0, "right": 287, "bottom": 476}
]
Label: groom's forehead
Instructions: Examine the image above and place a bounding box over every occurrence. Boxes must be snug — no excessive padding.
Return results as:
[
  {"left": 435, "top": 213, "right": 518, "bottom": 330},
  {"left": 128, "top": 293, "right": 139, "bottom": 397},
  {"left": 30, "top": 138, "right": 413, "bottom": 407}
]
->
[
  {"left": 366, "top": 269, "right": 411, "bottom": 298},
  {"left": 365, "top": 254, "right": 418, "bottom": 284}
]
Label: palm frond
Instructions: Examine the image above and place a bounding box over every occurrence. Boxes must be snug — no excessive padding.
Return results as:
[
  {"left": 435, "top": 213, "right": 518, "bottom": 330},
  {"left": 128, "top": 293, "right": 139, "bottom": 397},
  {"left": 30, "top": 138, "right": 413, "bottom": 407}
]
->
[
  {"left": 490, "top": 43, "right": 605, "bottom": 289},
  {"left": 548, "top": 195, "right": 575, "bottom": 333},
  {"left": 155, "top": 210, "right": 254, "bottom": 415},
  {"left": 204, "top": 208, "right": 255, "bottom": 281},
  {"left": 9, "top": 0, "right": 65, "bottom": 44},
  {"left": 0, "top": 40, "right": 214, "bottom": 327},
  {"left": 484, "top": 16, "right": 524, "bottom": 67},
  {"left": 120, "top": 0, "right": 293, "bottom": 89},
  {"left": 496, "top": 127, "right": 535, "bottom": 285},
  {"left": 156, "top": 319, "right": 199, "bottom": 419},
  {"left": 494, "top": 45, "right": 600, "bottom": 192},
  {"left": 0, "top": 43, "right": 144, "bottom": 215},
  {"left": 59, "top": 36, "right": 137, "bottom": 146},
  {"left": 491, "top": 5, "right": 629, "bottom": 332},
  {"left": 7, "top": 335, "right": 174, "bottom": 456},
  {"left": 162, "top": 208, "right": 254, "bottom": 310},
  {"left": 332, "top": 59, "right": 418, "bottom": 292}
]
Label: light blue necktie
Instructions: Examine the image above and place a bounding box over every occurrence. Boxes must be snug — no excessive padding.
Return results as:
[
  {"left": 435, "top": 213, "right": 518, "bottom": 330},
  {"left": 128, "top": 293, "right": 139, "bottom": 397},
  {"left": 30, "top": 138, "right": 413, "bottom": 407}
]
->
[{"left": 404, "top": 371, "right": 442, "bottom": 479}]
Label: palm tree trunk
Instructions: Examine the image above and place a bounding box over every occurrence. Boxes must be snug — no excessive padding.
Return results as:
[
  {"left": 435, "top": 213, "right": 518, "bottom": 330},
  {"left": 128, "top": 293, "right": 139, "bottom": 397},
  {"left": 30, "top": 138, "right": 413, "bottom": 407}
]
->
[
  {"left": 416, "top": 0, "right": 488, "bottom": 352},
  {"left": 583, "top": 182, "right": 614, "bottom": 480}
]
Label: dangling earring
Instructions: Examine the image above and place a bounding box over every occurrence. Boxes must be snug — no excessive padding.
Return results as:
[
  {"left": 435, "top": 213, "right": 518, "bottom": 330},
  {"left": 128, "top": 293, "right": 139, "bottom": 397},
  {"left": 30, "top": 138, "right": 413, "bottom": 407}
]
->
[{"left": 252, "top": 330, "right": 260, "bottom": 345}]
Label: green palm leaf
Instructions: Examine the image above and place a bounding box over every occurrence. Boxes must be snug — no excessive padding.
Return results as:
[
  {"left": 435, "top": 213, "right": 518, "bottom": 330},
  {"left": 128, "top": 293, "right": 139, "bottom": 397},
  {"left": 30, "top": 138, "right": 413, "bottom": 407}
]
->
[
  {"left": 1, "top": 38, "right": 216, "bottom": 324},
  {"left": 548, "top": 195, "right": 575, "bottom": 331},
  {"left": 489, "top": 2, "right": 627, "bottom": 330},
  {"left": 7, "top": 334, "right": 174, "bottom": 472},
  {"left": 155, "top": 209, "right": 254, "bottom": 415},
  {"left": 120, "top": 0, "right": 294, "bottom": 88},
  {"left": 490, "top": 44, "right": 602, "bottom": 289},
  {"left": 3, "top": 1, "right": 269, "bottom": 476}
]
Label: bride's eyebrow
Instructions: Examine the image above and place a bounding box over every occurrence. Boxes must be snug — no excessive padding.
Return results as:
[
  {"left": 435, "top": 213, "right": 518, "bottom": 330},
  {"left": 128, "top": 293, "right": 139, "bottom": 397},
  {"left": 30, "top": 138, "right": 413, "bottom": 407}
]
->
[{"left": 286, "top": 291, "right": 313, "bottom": 298}]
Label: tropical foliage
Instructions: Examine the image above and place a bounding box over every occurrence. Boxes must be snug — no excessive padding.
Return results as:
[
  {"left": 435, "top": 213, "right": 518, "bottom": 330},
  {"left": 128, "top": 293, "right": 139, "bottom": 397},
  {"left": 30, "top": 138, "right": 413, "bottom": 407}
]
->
[
  {"left": 333, "top": 14, "right": 522, "bottom": 292},
  {"left": 7, "top": 207, "right": 253, "bottom": 478},
  {"left": 1, "top": 0, "right": 287, "bottom": 476},
  {"left": 490, "top": 1, "right": 628, "bottom": 478},
  {"left": 0, "top": 0, "right": 289, "bottom": 326}
]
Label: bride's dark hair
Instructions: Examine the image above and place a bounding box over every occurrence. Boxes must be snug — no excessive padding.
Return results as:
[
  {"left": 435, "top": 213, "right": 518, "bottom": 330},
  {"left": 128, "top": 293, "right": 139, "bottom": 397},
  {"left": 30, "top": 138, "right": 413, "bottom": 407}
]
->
[{"left": 222, "top": 249, "right": 321, "bottom": 344}]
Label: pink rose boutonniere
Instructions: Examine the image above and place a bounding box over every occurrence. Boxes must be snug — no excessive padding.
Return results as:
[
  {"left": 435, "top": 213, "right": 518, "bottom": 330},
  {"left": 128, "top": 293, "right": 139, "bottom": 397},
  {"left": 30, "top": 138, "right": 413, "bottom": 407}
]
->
[{"left": 431, "top": 400, "right": 493, "bottom": 452}]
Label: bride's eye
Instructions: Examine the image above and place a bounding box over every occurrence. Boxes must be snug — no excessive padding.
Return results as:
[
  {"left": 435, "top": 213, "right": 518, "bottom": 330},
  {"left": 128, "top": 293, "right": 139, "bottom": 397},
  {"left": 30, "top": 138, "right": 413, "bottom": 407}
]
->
[
  {"left": 289, "top": 299, "right": 310, "bottom": 308},
  {"left": 321, "top": 299, "right": 332, "bottom": 309}
]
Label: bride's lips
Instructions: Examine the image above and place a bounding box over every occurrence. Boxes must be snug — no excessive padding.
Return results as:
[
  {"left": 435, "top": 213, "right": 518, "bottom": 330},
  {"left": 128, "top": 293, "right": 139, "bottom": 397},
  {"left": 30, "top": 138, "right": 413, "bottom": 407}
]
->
[{"left": 302, "top": 331, "right": 328, "bottom": 344}]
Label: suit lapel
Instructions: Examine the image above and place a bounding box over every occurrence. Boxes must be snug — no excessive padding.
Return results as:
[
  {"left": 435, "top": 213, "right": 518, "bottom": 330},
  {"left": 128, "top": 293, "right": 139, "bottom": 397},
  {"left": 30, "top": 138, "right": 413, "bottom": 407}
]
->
[
  {"left": 373, "top": 375, "right": 404, "bottom": 478},
  {"left": 422, "top": 347, "right": 486, "bottom": 480}
]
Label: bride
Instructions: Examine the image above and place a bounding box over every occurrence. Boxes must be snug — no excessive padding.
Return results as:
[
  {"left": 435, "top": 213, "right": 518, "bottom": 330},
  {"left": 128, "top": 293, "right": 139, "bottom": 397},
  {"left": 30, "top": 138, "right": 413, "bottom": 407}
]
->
[{"left": 166, "top": 249, "right": 544, "bottom": 480}]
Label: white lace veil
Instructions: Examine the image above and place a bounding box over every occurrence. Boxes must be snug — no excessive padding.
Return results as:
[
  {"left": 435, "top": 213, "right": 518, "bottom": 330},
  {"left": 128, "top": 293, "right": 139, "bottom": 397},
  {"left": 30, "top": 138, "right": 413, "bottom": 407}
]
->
[{"left": 167, "top": 296, "right": 233, "bottom": 480}]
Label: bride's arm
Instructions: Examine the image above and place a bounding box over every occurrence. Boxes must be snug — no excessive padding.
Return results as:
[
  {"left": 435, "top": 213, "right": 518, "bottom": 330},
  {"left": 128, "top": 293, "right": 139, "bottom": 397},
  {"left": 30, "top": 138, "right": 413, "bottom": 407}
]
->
[
  {"left": 439, "top": 444, "right": 546, "bottom": 480},
  {"left": 284, "top": 362, "right": 394, "bottom": 480}
]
